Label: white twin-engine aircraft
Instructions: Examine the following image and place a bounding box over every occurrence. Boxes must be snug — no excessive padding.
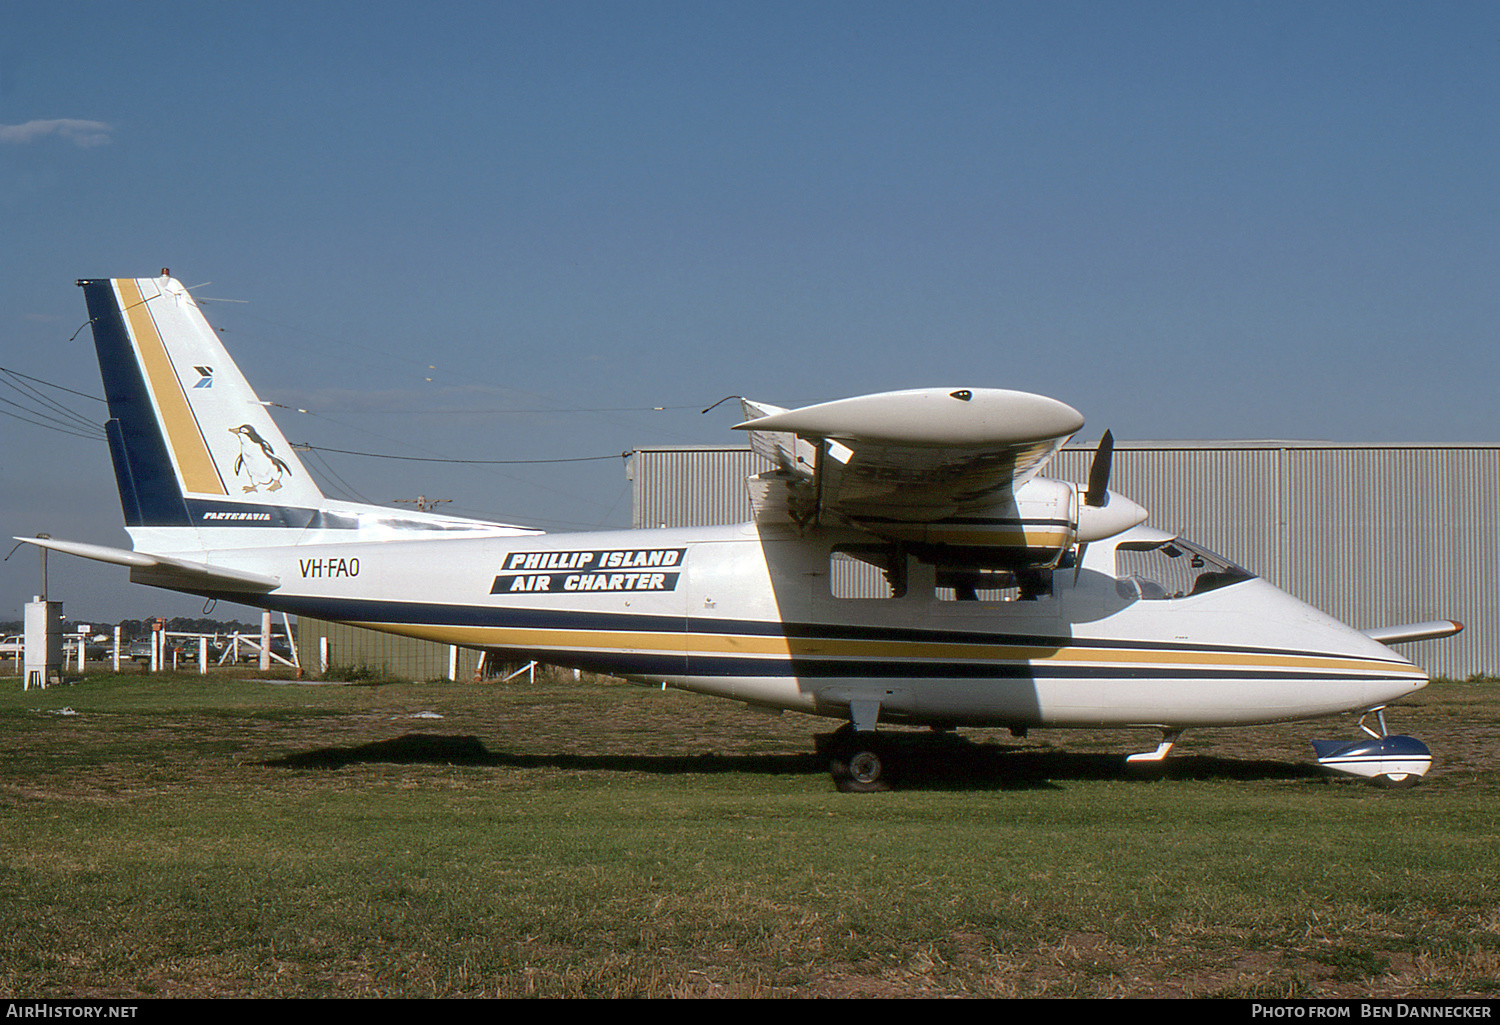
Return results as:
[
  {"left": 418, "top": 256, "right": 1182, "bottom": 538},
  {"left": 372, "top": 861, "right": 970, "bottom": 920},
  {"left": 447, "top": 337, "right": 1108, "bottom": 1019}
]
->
[{"left": 23, "top": 273, "right": 1461, "bottom": 791}]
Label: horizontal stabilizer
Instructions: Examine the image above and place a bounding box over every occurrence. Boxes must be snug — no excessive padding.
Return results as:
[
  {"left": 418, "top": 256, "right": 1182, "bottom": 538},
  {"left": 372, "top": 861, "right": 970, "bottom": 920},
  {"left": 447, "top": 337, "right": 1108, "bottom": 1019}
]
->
[
  {"left": 15, "top": 536, "right": 280, "bottom": 593},
  {"left": 1360, "top": 620, "right": 1464, "bottom": 645}
]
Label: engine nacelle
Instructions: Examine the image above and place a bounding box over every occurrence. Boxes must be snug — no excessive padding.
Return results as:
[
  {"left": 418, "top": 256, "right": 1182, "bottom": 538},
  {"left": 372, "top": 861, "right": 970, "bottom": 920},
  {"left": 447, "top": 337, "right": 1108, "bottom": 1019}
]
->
[{"left": 847, "top": 477, "right": 1148, "bottom": 570}]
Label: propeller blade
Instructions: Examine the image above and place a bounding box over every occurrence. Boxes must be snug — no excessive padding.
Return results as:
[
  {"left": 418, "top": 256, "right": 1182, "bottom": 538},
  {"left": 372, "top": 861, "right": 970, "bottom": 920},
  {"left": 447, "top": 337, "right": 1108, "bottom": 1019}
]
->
[
  {"left": 1084, "top": 430, "right": 1114, "bottom": 507},
  {"left": 1072, "top": 542, "right": 1089, "bottom": 585},
  {"left": 1076, "top": 430, "right": 1114, "bottom": 583}
]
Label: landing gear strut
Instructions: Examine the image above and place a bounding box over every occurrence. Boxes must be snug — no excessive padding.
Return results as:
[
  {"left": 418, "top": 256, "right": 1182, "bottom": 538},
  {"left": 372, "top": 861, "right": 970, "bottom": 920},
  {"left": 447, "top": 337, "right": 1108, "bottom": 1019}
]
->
[{"left": 1123, "top": 728, "right": 1181, "bottom": 779}]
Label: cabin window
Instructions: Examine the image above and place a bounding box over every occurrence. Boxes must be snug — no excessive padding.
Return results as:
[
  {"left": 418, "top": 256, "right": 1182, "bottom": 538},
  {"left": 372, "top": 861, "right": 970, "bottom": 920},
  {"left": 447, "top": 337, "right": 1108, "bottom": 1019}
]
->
[
  {"left": 1114, "top": 539, "right": 1254, "bottom": 600},
  {"left": 829, "top": 544, "right": 907, "bottom": 599},
  {"left": 936, "top": 569, "right": 1052, "bottom": 602}
]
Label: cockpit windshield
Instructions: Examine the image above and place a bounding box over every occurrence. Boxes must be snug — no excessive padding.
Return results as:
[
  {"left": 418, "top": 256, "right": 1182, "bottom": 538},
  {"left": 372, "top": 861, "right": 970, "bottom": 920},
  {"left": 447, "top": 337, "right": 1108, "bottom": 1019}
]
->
[{"left": 1114, "top": 538, "right": 1255, "bottom": 600}]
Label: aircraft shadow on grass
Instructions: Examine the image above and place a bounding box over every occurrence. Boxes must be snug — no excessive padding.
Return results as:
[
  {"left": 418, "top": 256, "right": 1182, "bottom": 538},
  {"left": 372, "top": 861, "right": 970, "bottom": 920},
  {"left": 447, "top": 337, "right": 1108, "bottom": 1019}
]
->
[{"left": 260, "top": 732, "right": 1329, "bottom": 790}]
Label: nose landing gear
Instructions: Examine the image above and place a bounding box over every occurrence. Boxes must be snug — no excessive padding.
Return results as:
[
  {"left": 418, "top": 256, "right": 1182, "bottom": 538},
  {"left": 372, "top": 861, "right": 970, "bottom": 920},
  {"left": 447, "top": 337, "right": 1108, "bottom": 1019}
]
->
[{"left": 1312, "top": 708, "right": 1431, "bottom": 788}]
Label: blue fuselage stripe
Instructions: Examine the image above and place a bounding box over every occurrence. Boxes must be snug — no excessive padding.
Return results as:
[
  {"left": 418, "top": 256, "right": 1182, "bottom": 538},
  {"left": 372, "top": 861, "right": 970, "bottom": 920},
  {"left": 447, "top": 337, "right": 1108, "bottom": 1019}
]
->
[{"left": 235, "top": 593, "right": 1411, "bottom": 683}]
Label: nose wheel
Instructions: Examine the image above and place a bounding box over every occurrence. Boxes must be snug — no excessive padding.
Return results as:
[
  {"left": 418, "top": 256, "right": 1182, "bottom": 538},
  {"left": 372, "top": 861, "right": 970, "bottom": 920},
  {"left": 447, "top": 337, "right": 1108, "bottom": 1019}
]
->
[{"left": 1312, "top": 708, "right": 1431, "bottom": 788}]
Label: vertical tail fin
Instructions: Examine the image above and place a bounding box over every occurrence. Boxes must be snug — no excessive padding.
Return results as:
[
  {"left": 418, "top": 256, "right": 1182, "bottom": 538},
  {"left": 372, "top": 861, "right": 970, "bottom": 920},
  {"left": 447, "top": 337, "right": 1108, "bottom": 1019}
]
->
[
  {"left": 78, "top": 272, "right": 540, "bottom": 554},
  {"left": 79, "top": 273, "right": 323, "bottom": 527}
]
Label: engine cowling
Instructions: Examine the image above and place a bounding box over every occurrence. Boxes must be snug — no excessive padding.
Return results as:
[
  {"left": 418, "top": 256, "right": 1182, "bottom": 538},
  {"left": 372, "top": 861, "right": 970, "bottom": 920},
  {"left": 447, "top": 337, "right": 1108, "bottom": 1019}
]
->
[{"left": 847, "top": 477, "right": 1148, "bottom": 570}]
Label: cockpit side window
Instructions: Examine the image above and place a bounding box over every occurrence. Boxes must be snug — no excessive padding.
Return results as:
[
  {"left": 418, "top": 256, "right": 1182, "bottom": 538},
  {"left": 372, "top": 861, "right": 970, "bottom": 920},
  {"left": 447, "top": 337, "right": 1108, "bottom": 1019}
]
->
[{"left": 1114, "top": 539, "right": 1254, "bottom": 600}]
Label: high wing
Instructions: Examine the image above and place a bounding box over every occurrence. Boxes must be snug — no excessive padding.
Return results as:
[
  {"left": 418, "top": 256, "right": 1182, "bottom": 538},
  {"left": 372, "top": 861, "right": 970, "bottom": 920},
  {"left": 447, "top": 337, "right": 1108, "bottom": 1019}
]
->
[{"left": 735, "top": 387, "right": 1147, "bottom": 567}]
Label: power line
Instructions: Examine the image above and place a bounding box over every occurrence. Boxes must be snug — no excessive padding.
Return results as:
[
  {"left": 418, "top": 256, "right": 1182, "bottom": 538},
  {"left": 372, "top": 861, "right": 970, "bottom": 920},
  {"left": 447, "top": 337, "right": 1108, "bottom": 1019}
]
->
[
  {"left": 291, "top": 443, "right": 630, "bottom": 466},
  {"left": 301, "top": 446, "right": 375, "bottom": 505},
  {"left": 0, "top": 374, "right": 106, "bottom": 436},
  {"left": 0, "top": 367, "right": 107, "bottom": 441},
  {"left": 0, "top": 366, "right": 106, "bottom": 405},
  {"left": 0, "top": 404, "right": 106, "bottom": 441}
]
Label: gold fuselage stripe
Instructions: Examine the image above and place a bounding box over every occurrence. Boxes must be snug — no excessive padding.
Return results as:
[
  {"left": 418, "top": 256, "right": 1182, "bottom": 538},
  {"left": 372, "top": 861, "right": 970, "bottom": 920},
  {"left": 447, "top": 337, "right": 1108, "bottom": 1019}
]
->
[
  {"left": 860, "top": 523, "right": 1072, "bottom": 547},
  {"left": 116, "top": 278, "right": 226, "bottom": 496},
  {"left": 348, "top": 620, "right": 1420, "bottom": 678}
]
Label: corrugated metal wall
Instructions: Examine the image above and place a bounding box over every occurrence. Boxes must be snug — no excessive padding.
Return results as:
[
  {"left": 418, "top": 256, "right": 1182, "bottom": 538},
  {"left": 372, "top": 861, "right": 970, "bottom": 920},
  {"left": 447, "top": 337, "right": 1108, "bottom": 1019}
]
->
[
  {"left": 295, "top": 618, "right": 486, "bottom": 681},
  {"left": 631, "top": 443, "right": 1500, "bottom": 679},
  {"left": 629, "top": 447, "right": 767, "bottom": 530}
]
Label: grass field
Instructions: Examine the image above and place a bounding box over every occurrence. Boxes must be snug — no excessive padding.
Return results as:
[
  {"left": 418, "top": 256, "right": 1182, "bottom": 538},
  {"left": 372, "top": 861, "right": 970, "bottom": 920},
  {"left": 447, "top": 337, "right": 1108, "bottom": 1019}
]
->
[{"left": 0, "top": 666, "right": 1496, "bottom": 998}]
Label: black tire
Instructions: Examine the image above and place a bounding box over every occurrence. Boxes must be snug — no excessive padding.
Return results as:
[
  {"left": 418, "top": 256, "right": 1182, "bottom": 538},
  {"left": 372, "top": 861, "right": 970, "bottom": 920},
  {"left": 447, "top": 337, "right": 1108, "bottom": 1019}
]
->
[{"left": 829, "top": 736, "right": 892, "bottom": 793}]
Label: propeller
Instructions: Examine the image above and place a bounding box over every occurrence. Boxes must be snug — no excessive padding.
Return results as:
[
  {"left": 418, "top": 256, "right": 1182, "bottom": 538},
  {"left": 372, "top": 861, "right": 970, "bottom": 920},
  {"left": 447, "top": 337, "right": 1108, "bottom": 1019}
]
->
[
  {"left": 1074, "top": 430, "right": 1114, "bottom": 583},
  {"left": 1084, "top": 429, "right": 1114, "bottom": 508}
]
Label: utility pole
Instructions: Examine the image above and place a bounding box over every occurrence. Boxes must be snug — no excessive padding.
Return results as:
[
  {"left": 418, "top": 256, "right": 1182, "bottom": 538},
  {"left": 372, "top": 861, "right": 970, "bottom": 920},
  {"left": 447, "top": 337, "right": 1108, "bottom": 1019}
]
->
[{"left": 395, "top": 496, "right": 451, "bottom": 513}]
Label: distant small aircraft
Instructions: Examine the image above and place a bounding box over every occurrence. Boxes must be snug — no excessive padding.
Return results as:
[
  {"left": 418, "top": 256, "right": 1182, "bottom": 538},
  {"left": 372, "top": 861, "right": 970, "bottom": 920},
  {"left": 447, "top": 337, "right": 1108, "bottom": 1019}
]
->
[{"left": 21, "top": 273, "right": 1460, "bottom": 790}]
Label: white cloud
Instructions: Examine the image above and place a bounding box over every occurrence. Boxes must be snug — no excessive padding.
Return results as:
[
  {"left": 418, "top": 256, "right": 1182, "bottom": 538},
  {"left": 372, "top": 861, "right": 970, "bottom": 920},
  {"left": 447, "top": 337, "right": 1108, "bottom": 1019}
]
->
[{"left": 0, "top": 119, "right": 113, "bottom": 147}]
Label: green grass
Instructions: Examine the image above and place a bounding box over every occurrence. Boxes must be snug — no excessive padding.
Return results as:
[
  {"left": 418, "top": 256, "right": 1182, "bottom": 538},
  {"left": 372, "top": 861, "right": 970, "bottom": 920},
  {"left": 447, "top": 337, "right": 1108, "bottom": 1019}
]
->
[{"left": 0, "top": 669, "right": 1496, "bottom": 997}]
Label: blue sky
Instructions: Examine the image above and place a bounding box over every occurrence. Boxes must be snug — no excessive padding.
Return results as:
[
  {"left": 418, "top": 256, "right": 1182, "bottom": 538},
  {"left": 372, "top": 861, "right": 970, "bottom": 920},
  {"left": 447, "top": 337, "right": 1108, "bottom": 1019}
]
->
[{"left": 1, "top": 1, "right": 1496, "bottom": 623}]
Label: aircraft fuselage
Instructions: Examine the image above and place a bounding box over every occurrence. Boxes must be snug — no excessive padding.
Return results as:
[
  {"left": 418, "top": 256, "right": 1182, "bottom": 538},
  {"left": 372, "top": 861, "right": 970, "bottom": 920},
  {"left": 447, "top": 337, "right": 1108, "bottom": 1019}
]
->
[{"left": 166, "top": 521, "right": 1427, "bottom": 732}]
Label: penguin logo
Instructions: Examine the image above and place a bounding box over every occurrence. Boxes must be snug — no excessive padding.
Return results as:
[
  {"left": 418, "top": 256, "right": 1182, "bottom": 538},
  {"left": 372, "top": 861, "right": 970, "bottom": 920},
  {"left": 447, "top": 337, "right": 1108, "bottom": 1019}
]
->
[{"left": 228, "top": 424, "right": 292, "bottom": 493}]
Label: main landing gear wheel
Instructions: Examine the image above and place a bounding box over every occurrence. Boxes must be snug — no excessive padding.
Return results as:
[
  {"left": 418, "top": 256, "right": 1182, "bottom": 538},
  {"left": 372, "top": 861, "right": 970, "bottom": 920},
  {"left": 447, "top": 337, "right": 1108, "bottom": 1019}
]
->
[
  {"left": 1373, "top": 772, "right": 1421, "bottom": 790},
  {"left": 828, "top": 729, "right": 893, "bottom": 793}
]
